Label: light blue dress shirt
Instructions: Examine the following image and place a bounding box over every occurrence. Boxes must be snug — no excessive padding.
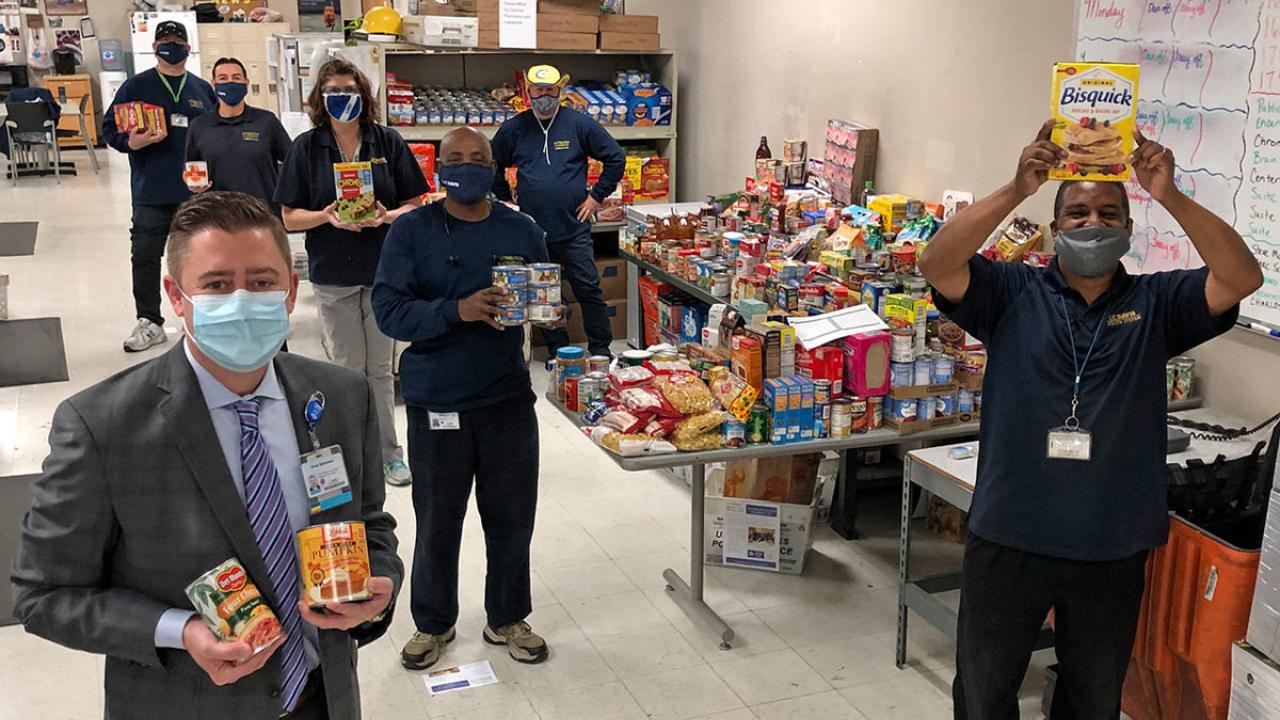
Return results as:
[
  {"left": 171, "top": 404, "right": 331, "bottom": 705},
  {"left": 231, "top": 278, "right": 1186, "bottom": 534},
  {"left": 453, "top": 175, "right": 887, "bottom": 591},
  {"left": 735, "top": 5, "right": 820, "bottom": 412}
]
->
[{"left": 153, "top": 342, "right": 319, "bottom": 669}]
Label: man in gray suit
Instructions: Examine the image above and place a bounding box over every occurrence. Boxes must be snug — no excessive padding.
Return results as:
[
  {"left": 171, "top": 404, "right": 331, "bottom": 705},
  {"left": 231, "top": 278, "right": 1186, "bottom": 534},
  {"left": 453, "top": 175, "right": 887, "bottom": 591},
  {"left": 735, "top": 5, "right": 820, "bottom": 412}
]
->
[{"left": 11, "top": 191, "right": 403, "bottom": 719}]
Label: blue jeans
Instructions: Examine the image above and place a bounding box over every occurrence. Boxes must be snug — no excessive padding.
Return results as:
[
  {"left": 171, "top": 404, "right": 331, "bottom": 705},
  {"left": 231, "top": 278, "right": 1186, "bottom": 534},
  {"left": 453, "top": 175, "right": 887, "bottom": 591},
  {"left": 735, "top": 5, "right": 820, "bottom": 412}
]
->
[{"left": 542, "top": 232, "right": 613, "bottom": 357}]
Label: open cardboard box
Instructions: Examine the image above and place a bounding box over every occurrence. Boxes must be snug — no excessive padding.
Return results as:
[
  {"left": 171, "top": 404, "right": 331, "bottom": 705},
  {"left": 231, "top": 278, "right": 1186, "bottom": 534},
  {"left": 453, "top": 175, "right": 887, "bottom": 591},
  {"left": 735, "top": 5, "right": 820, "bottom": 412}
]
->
[
  {"left": 886, "top": 410, "right": 980, "bottom": 435},
  {"left": 889, "top": 381, "right": 959, "bottom": 401}
]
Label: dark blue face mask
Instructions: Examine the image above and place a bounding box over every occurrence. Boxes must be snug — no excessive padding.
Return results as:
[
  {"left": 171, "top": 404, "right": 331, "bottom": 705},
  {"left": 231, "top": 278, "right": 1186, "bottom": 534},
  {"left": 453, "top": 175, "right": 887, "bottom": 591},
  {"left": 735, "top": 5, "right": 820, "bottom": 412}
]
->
[
  {"left": 214, "top": 81, "right": 248, "bottom": 107},
  {"left": 156, "top": 42, "right": 190, "bottom": 65},
  {"left": 439, "top": 162, "right": 495, "bottom": 205}
]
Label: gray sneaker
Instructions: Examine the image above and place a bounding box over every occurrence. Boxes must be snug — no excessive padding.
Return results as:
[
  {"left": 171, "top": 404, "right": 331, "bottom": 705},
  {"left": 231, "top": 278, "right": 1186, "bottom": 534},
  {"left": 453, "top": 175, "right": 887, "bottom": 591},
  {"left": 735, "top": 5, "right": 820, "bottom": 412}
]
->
[
  {"left": 384, "top": 459, "right": 412, "bottom": 486},
  {"left": 484, "top": 621, "right": 548, "bottom": 664},
  {"left": 123, "top": 319, "right": 168, "bottom": 353},
  {"left": 401, "top": 627, "right": 455, "bottom": 670}
]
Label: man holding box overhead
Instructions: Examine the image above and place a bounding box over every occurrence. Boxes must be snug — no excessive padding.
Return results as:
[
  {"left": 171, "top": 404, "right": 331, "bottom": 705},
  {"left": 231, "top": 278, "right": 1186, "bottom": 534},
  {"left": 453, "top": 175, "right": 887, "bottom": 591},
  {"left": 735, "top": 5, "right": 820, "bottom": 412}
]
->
[
  {"left": 918, "top": 121, "right": 1262, "bottom": 719},
  {"left": 102, "top": 19, "right": 217, "bottom": 354},
  {"left": 491, "top": 64, "right": 626, "bottom": 362}
]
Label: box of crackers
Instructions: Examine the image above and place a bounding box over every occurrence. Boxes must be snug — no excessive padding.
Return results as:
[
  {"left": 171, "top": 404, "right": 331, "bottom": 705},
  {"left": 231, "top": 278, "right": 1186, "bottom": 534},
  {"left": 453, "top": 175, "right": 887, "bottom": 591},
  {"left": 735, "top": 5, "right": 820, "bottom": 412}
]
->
[{"left": 1049, "top": 62, "right": 1140, "bottom": 182}]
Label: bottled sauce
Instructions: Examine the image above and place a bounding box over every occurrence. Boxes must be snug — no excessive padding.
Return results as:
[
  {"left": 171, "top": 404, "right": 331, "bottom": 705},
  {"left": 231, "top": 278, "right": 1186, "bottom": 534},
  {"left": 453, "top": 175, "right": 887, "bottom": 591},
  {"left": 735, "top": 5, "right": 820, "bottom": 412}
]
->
[
  {"left": 756, "top": 136, "right": 772, "bottom": 160},
  {"left": 860, "top": 179, "right": 876, "bottom": 207}
]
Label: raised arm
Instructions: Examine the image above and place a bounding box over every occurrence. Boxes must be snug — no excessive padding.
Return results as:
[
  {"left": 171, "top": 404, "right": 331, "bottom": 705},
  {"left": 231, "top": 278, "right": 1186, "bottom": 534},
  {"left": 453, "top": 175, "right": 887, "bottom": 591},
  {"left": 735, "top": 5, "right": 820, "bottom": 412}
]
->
[
  {"left": 1131, "top": 129, "right": 1263, "bottom": 316},
  {"left": 919, "top": 119, "right": 1066, "bottom": 304}
]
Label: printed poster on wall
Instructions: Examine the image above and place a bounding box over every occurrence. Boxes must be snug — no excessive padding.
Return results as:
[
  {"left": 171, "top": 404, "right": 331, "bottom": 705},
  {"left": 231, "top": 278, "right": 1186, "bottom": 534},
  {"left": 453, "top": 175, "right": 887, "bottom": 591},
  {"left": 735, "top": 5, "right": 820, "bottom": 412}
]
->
[
  {"left": 54, "top": 28, "right": 80, "bottom": 63},
  {"left": 43, "top": 0, "right": 85, "bottom": 15},
  {"left": 722, "top": 499, "right": 781, "bottom": 572},
  {"left": 498, "top": 0, "right": 535, "bottom": 49}
]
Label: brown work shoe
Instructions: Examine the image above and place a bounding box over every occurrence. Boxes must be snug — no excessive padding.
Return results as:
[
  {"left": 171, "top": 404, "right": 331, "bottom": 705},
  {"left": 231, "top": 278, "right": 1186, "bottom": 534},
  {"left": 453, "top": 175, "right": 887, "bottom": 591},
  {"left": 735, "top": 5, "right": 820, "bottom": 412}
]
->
[{"left": 483, "top": 621, "right": 548, "bottom": 664}]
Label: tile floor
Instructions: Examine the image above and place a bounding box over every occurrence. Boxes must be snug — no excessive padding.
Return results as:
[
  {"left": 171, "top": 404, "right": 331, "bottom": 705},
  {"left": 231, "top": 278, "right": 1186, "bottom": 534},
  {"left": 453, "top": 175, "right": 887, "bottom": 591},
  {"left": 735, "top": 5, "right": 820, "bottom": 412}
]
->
[{"left": 0, "top": 156, "right": 1057, "bottom": 719}]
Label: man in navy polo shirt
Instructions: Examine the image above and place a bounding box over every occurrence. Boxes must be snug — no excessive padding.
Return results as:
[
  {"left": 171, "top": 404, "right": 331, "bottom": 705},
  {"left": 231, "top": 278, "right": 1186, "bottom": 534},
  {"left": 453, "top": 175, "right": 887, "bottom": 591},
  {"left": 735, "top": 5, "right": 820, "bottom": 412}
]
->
[
  {"left": 102, "top": 19, "right": 216, "bottom": 353},
  {"left": 919, "top": 120, "right": 1263, "bottom": 719}
]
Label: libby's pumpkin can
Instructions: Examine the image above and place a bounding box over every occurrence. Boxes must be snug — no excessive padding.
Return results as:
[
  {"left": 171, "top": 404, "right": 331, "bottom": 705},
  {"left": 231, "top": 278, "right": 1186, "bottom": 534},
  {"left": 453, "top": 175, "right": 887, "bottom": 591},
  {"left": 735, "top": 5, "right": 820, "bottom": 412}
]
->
[{"left": 297, "top": 521, "right": 372, "bottom": 608}]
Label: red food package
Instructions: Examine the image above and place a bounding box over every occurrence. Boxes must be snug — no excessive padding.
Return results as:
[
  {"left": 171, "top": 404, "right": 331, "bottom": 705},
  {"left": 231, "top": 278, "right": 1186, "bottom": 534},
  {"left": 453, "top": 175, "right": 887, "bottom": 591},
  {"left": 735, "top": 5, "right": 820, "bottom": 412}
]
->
[
  {"left": 600, "top": 409, "right": 651, "bottom": 434},
  {"left": 644, "top": 416, "right": 683, "bottom": 438},
  {"left": 620, "top": 387, "right": 681, "bottom": 418},
  {"left": 609, "top": 365, "right": 655, "bottom": 390},
  {"left": 644, "top": 359, "right": 695, "bottom": 377}
]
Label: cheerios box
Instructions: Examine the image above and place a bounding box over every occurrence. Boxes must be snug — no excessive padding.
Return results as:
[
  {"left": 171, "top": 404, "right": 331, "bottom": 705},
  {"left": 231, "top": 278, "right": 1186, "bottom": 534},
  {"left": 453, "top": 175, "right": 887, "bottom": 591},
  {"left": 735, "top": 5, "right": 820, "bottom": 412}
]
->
[{"left": 1049, "top": 62, "right": 1140, "bottom": 183}]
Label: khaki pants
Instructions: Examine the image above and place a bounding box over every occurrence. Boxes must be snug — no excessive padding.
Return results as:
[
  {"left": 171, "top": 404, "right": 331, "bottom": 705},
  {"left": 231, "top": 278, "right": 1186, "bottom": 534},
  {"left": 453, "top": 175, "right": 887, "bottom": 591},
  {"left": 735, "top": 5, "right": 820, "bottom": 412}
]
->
[{"left": 312, "top": 283, "right": 403, "bottom": 464}]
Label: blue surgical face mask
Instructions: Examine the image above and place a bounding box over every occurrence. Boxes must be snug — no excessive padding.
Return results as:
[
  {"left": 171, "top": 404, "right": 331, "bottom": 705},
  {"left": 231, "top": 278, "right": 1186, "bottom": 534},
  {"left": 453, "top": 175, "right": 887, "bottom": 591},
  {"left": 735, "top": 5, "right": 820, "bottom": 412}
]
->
[
  {"left": 215, "top": 81, "right": 248, "bottom": 107},
  {"left": 184, "top": 289, "right": 289, "bottom": 372},
  {"left": 1053, "top": 225, "right": 1132, "bottom": 277},
  {"left": 324, "top": 93, "right": 362, "bottom": 123},
  {"left": 156, "top": 42, "right": 190, "bottom": 65},
  {"left": 439, "top": 162, "right": 495, "bottom": 205}
]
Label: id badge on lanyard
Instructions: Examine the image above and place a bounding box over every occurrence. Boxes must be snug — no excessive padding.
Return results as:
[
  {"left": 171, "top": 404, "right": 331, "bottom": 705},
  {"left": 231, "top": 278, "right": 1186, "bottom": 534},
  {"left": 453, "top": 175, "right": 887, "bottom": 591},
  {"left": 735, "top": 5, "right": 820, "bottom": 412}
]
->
[
  {"left": 299, "top": 391, "right": 354, "bottom": 513},
  {"left": 1046, "top": 297, "right": 1112, "bottom": 462}
]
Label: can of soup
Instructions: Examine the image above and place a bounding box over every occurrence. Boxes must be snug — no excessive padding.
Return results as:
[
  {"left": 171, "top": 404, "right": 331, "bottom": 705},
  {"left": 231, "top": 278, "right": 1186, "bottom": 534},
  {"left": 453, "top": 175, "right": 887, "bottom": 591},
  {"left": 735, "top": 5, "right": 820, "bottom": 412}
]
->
[
  {"left": 492, "top": 265, "right": 529, "bottom": 289},
  {"left": 957, "top": 389, "right": 975, "bottom": 414},
  {"left": 831, "top": 399, "right": 853, "bottom": 438},
  {"left": 937, "top": 393, "right": 956, "bottom": 417},
  {"left": 527, "top": 304, "right": 559, "bottom": 323},
  {"left": 526, "top": 263, "right": 561, "bottom": 286},
  {"left": 185, "top": 558, "right": 284, "bottom": 659},
  {"left": 932, "top": 355, "right": 955, "bottom": 384},
  {"left": 890, "top": 328, "right": 915, "bottom": 363},
  {"left": 297, "top": 522, "right": 372, "bottom": 609},
  {"left": 866, "top": 396, "right": 883, "bottom": 430},
  {"left": 913, "top": 356, "right": 934, "bottom": 386},
  {"left": 890, "top": 362, "right": 914, "bottom": 388},
  {"left": 849, "top": 396, "right": 869, "bottom": 434},
  {"left": 498, "top": 305, "right": 526, "bottom": 326},
  {"left": 500, "top": 286, "right": 527, "bottom": 306},
  {"left": 893, "top": 397, "right": 918, "bottom": 423},
  {"left": 528, "top": 285, "right": 561, "bottom": 305}
]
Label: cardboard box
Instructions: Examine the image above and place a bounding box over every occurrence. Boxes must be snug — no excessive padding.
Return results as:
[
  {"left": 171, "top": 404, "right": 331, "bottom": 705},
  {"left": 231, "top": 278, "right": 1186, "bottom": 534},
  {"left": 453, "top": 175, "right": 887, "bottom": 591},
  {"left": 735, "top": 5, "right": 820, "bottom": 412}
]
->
[
  {"left": 415, "top": 0, "right": 477, "bottom": 15},
  {"left": 889, "top": 381, "right": 959, "bottom": 401},
  {"left": 537, "top": 11, "right": 598, "bottom": 33},
  {"left": 475, "top": 0, "right": 498, "bottom": 12},
  {"left": 622, "top": 82, "right": 672, "bottom": 126},
  {"left": 537, "top": 30, "right": 597, "bottom": 50},
  {"left": 599, "top": 13, "right": 658, "bottom": 34},
  {"left": 402, "top": 15, "right": 479, "bottom": 47},
  {"left": 822, "top": 119, "right": 879, "bottom": 206},
  {"left": 477, "top": 28, "right": 499, "bottom": 48},
  {"left": 704, "top": 477, "right": 824, "bottom": 575},
  {"left": 955, "top": 367, "right": 985, "bottom": 392},
  {"left": 598, "top": 31, "right": 660, "bottom": 50},
  {"left": 539, "top": 0, "right": 600, "bottom": 15},
  {"left": 536, "top": 297, "right": 626, "bottom": 345},
  {"left": 561, "top": 257, "right": 627, "bottom": 302}
]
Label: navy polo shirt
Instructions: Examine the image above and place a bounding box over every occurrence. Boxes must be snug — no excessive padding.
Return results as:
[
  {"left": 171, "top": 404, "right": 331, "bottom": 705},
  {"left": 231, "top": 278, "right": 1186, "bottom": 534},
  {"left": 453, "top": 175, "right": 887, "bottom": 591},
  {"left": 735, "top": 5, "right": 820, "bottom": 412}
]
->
[
  {"left": 185, "top": 106, "right": 292, "bottom": 212},
  {"left": 273, "top": 123, "right": 428, "bottom": 286},
  {"left": 935, "top": 255, "right": 1238, "bottom": 561}
]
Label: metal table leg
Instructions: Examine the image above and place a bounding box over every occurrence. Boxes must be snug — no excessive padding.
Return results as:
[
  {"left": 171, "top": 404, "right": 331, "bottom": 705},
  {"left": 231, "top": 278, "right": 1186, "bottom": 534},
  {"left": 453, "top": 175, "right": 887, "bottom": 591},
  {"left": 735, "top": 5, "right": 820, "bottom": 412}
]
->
[
  {"left": 896, "top": 456, "right": 913, "bottom": 668},
  {"left": 662, "top": 462, "right": 735, "bottom": 650}
]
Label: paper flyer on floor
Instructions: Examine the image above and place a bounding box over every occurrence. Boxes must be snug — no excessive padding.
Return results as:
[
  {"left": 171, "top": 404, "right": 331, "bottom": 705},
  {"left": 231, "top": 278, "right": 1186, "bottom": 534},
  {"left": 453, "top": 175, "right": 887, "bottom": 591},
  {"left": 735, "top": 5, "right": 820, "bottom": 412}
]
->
[
  {"left": 722, "top": 499, "right": 781, "bottom": 571},
  {"left": 424, "top": 660, "right": 499, "bottom": 696}
]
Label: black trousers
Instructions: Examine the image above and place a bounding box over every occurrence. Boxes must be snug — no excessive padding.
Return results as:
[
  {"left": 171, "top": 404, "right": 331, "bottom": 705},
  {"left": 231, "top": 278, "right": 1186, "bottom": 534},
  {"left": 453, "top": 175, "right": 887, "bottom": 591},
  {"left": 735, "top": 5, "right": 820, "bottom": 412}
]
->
[
  {"left": 953, "top": 534, "right": 1148, "bottom": 720},
  {"left": 407, "top": 395, "right": 538, "bottom": 635},
  {"left": 540, "top": 231, "right": 614, "bottom": 357},
  {"left": 130, "top": 204, "right": 179, "bottom": 325}
]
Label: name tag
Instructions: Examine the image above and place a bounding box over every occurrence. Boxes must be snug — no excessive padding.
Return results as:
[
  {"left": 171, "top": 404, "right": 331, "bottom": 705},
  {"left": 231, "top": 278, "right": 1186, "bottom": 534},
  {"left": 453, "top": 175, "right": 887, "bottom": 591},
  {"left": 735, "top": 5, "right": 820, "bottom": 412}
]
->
[
  {"left": 1047, "top": 428, "right": 1092, "bottom": 462},
  {"left": 301, "top": 445, "right": 353, "bottom": 513},
  {"left": 171, "top": 113, "right": 189, "bottom": 128},
  {"left": 429, "top": 412, "right": 460, "bottom": 431}
]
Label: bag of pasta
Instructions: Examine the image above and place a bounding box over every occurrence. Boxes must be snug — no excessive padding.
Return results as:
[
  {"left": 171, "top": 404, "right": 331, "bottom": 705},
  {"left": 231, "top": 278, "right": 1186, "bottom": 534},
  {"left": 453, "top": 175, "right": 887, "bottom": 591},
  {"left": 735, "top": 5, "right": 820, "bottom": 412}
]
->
[
  {"left": 669, "top": 411, "right": 726, "bottom": 450},
  {"left": 655, "top": 374, "right": 715, "bottom": 415}
]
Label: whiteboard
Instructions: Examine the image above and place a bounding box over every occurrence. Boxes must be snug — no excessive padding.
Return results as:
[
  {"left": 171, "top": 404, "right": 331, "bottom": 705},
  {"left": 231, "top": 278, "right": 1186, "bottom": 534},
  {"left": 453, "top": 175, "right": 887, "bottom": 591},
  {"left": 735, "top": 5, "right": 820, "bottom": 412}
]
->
[{"left": 1075, "top": 0, "right": 1280, "bottom": 330}]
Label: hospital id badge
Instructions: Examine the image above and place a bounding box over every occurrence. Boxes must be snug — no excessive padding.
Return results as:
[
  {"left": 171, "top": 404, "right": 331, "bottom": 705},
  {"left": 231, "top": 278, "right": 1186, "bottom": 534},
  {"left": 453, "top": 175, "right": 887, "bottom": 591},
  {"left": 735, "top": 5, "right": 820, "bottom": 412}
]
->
[
  {"left": 429, "top": 411, "right": 460, "bottom": 430},
  {"left": 171, "top": 113, "right": 189, "bottom": 128},
  {"left": 301, "top": 445, "right": 353, "bottom": 514},
  {"left": 1047, "top": 427, "right": 1092, "bottom": 462}
]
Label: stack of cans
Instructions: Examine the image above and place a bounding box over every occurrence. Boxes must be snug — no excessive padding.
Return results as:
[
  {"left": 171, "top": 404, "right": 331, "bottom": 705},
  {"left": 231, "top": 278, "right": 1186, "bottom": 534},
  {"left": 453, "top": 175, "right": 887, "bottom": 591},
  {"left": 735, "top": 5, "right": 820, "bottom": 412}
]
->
[
  {"left": 526, "top": 263, "right": 562, "bottom": 323},
  {"left": 492, "top": 266, "right": 529, "bottom": 326}
]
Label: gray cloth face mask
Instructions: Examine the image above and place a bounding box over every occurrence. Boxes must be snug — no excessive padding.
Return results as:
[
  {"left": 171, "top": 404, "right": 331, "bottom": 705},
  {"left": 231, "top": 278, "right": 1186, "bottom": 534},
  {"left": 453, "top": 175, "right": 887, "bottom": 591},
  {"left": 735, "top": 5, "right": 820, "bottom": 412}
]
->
[{"left": 1053, "top": 226, "right": 1132, "bottom": 277}]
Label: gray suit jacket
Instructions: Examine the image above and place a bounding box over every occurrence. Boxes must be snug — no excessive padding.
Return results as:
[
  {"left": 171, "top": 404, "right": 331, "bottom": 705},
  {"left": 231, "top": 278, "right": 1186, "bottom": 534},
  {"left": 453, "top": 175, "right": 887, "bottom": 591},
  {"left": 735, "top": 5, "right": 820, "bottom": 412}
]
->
[{"left": 10, "top": 344, "right": 403, "bottom": 719}]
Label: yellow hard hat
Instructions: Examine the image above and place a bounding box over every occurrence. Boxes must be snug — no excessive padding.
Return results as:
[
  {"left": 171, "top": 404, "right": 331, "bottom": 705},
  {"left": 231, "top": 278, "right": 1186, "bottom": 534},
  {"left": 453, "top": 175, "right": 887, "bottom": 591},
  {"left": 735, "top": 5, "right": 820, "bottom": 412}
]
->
[
  {"left": 363, "top": 6, "right": 402, "bottom": 37},
  {"left": 526, "top": 64, "right": 564, "bottom": 87}
]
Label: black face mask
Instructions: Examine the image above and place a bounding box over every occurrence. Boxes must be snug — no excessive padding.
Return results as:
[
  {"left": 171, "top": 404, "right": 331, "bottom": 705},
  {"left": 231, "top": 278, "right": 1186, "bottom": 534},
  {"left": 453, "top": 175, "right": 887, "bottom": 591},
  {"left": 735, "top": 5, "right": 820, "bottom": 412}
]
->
[{"left": 156, "top": 42, "right": 190, "bottom": 65}]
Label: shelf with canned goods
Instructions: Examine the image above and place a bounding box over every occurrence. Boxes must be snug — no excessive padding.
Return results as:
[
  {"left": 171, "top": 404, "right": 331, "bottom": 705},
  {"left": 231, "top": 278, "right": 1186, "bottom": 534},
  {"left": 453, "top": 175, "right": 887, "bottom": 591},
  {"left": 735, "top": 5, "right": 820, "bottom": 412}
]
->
[{"left": 392, "top": 124, "right": 677, "bottom": 142}]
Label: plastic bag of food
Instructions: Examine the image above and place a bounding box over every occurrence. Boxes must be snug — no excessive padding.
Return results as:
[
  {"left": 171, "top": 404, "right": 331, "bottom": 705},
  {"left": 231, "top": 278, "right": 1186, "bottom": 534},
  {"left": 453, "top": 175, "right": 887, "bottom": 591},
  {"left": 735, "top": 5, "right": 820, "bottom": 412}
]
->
[
  {"left": 645, "top": 359, "right": 696, "bottom": 377},
  {"left": 600, "top": 409, "right": 650, "bottom": 434},
  {"left": 655, "top": 374, "right": 715, "bottom": 415},
  {"left": 708, "top": 366, "right": 759, "bottom": 423},
  {"left": 644, "top": 416, "right": 683, "bottom": 438},
  {"left": 671, "top": 432, "right": 724, "bottom": 452},
  {"left": 609, "top": 365, "right": 655, "bottom": 390},
  {"left": 620, "top": 387, "right": 681, "bottom": 418},
  {"left": 672, "top": 411, "right": 726, "bottom": 442},
  {"left": 597, "top": 430, "right": 678, "bottom": 457}
]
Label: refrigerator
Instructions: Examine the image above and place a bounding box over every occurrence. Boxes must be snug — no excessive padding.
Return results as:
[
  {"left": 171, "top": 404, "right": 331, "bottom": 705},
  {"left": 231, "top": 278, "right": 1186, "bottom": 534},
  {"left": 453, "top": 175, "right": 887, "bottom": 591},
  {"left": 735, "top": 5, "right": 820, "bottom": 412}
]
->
[
  {"left": 130, "top": 11, "right": 202, "bottom": 78},
  {"left": 268, "top": 32, "right": 341, "bottom": 114}
]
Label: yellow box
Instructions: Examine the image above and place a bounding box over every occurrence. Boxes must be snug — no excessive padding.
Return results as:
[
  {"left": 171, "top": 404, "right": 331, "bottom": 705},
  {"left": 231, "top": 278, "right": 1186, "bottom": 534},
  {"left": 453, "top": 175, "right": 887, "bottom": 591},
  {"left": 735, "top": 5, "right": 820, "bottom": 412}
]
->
[
  {"left": 624, "top": 156, "right": 645, "bottom": 195},
  {"left": 1049, "top": 62, "right": 1140, "bottom": 183},
  {"left": 868, "top": 193, "right": 921, "bottom": 233}
]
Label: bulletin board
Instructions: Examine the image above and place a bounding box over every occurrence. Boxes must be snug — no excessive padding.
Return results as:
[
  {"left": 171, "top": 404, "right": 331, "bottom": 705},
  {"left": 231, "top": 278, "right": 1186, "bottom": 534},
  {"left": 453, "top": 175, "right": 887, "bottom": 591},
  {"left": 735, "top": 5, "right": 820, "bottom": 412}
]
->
[{"left": 1076, "top": 0, "right": 1280, "bottom": 332}]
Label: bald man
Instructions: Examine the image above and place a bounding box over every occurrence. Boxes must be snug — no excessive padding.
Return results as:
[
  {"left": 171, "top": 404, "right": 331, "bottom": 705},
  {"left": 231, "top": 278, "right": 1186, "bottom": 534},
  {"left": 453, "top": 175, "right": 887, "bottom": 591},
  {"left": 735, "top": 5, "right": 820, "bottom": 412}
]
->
[{"left": 373, "top": 127, "right": 554, "bottom": 670}]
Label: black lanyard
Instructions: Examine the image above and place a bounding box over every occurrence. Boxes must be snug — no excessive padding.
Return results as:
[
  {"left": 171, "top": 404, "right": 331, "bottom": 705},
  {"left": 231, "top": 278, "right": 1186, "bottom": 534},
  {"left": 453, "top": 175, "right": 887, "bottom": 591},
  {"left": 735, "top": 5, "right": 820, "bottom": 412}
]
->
[{"left": 1058, "top": 296, "right": 1114, "bottom": 430}]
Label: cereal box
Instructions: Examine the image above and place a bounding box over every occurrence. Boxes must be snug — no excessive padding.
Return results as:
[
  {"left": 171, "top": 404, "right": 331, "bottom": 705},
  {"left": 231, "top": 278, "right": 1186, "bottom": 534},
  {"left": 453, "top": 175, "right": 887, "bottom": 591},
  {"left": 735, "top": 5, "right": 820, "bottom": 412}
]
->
[
  {"left": 333, "top": 161, "right": 377, "bottom": 224},
  {"left": 1049, "top": 62, "right": 1140, "bottom": 182}
]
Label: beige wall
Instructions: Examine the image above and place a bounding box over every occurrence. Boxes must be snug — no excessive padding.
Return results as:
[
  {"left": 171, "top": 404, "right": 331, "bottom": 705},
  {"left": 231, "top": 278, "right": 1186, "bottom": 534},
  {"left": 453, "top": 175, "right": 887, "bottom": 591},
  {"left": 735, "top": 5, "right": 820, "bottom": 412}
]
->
[{"left": 632, "top": 0, "right": 1280, "bottom": 423}]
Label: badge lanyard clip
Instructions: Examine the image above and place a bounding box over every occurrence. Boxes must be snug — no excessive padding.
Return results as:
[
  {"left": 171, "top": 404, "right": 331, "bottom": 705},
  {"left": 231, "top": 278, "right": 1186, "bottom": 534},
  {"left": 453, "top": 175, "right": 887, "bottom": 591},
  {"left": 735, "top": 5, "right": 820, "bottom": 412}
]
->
[{"left": 304, "top": 391, "right": 326, "bottom": 452}]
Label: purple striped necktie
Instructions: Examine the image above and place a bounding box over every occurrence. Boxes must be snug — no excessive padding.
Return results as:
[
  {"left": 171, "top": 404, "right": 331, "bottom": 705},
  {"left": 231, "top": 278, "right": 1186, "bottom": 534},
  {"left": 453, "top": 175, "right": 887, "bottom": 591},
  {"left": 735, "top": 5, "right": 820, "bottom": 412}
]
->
[{"left": 234, "top": 398, "right": 309, "bottom": 712}]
